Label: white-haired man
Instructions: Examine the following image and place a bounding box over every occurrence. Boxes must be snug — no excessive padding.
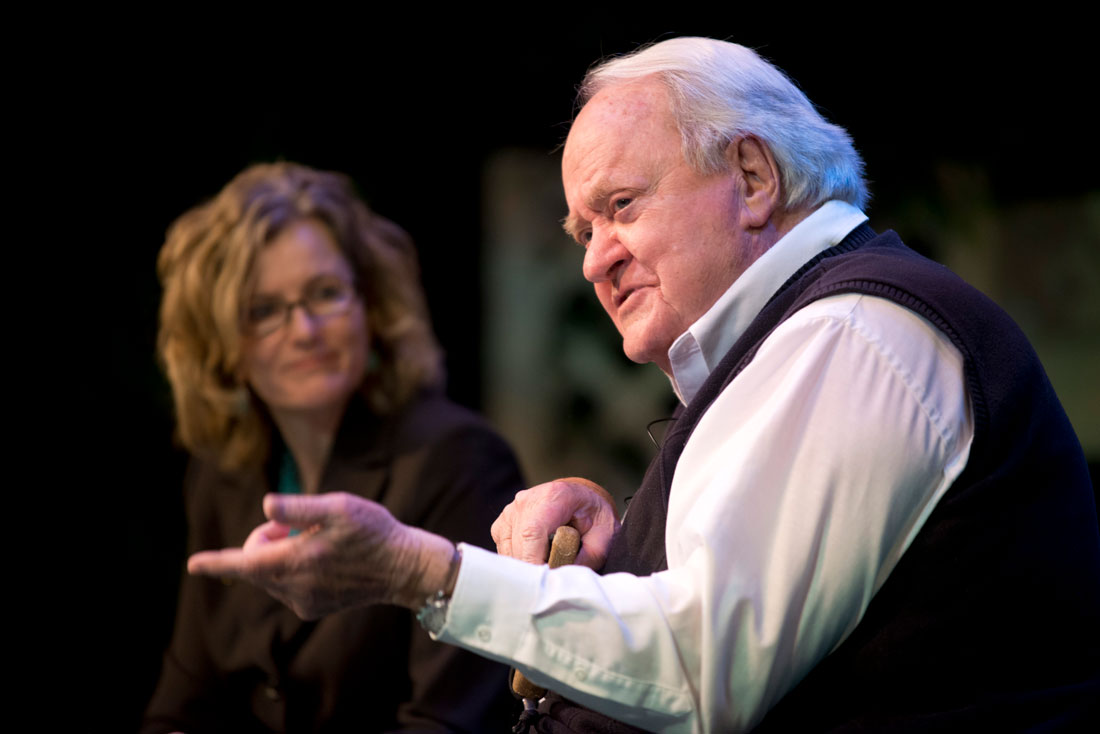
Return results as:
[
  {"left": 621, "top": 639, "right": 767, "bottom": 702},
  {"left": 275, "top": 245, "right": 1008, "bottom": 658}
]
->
[{"left": 191, "top": 38, "right": 1100, "bottom": 732}]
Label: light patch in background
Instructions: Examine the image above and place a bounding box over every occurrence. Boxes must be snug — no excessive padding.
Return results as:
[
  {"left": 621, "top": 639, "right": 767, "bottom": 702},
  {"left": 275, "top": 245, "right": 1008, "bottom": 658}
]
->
[{"left": 482, "top": 149, "right": 674, "bottom": 503}]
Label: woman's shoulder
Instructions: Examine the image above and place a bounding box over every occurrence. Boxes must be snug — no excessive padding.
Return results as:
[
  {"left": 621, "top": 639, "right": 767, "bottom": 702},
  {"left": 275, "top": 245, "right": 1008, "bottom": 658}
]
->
[
  {"left": 375, "top": 392, "right": 524, "bottom": 542},
  {"left": 181, "top": 453, "right": 269, "bottom": 531},
  {"left": 396, "top": 390, "right": 499, "bottom": 439},
  {"left": 350, "top": 389, "right": 508, "bottom": 457},
  {"left": 183, "top": 452, "right": 265, "bottom": 492}
]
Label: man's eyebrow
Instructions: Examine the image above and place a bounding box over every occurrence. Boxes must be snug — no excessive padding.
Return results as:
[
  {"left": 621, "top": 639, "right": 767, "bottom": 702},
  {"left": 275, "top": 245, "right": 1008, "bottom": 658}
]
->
[
  {"left": 561, "top": 182, "right": 615, "bottom": 241},
  {"left": 561, "top": 212, "right": 585, "bottom": 240}
]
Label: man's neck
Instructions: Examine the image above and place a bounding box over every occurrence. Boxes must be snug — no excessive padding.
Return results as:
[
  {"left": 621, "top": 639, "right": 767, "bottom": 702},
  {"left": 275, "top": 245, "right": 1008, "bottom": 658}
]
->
[
  {"left": 653, "top": 203, "right": 817, "bottom": 377},
  {"left": 661, "top": 201, "right": 869, "bottom": 402}
]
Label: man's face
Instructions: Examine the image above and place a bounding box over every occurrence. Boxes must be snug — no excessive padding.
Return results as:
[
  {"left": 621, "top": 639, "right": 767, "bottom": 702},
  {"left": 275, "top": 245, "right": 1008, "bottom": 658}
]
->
[{"left": 562, "top": 79, "right": 754, "bottom": 374}]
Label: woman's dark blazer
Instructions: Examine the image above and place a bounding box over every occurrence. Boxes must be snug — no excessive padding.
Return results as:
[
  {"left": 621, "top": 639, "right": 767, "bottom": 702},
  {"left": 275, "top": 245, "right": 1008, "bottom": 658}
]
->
[{"left": 143, "top": 392, "right": 524, "bottom": 733}]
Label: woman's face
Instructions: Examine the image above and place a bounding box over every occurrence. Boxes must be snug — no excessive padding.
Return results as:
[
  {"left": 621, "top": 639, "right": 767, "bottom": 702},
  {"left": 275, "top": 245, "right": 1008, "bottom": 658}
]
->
[{"left": 240, "top": 218, "right": 369, "bottom": 422}]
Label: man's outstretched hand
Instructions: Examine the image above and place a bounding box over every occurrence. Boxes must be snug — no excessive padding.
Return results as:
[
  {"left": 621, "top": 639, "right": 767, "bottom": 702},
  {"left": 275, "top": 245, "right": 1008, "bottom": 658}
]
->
[
  {"left": 188, "top": 492, "right": 455, "bottom": 619},
  {"left": 491, "top": 477, "right": 620, "bottom": 569},
  {"left": 189, "top": 479, "right": 619, "bottom": 619}
]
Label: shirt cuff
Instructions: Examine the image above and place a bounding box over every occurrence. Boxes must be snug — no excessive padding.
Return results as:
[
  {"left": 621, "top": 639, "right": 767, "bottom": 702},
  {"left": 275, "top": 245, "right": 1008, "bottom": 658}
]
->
[
  {"left": 434, "top": 543, "right": 544, "bottom": 664},
  {"left": 435, "top": 544, "right": 694, "bottom": 732}
]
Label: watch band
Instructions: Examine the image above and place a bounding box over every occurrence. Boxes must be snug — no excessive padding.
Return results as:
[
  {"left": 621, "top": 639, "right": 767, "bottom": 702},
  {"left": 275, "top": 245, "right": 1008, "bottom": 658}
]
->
[{"left": 416, "top": 543, "right": 461, "bottom": 634}]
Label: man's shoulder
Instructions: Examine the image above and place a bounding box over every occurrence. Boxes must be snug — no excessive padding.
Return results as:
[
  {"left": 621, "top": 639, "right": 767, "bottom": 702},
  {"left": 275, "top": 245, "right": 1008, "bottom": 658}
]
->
[
  {"left": 796, "top": 229, "right": 1017, "bottom": 351},
  {"left": 812, "top": 230, "right": 956, "bottom": 288},
  {"left": 781, "top": 290, "right": 957, "bottom": 350},
  {"left": 813, "top": 230, "right": 992, "bottom": 307}
]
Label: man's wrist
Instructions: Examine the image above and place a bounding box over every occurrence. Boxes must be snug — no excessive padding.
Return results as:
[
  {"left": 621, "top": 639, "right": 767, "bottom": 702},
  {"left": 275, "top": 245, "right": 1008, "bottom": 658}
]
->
[
  {"left": 415, "top": 542, "right": 462, "bottom": 634},
  {"left": 395, "top": 528, "right": 461, "bottom": 610}
]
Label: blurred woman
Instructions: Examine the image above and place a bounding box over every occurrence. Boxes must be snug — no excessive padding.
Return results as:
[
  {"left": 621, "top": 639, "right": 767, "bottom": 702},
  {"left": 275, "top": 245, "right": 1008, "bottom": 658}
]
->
[{"left": 143, "top": 162, "right": 522, "bottom": 733}]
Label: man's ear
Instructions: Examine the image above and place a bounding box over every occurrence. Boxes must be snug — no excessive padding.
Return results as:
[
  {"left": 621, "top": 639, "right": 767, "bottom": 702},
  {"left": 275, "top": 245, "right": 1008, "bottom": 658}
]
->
[{"left": 726, "top": 136, "right": 783, "bottom": 229}]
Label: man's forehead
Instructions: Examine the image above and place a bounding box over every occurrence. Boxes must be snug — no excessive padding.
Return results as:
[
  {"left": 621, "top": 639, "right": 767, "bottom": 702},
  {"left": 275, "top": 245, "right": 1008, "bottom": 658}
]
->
[
  {"left": 566, "top": 79, "right": 671, "bottom": 153},
  {"left": 562, "top": 80, "right": 679, "bottom": 213}
]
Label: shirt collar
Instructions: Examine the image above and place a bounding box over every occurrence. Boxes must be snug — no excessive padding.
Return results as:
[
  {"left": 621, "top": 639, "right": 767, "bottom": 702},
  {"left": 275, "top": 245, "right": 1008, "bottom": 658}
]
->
[{"left": 667, "top": 200, "right": 869, "bottom": 405}]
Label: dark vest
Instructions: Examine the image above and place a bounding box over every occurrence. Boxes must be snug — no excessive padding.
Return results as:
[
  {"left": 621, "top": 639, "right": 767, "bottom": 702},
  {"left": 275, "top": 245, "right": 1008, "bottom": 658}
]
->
[{"left": 537, "top": 226, "right": 1100, "bottom": 732}]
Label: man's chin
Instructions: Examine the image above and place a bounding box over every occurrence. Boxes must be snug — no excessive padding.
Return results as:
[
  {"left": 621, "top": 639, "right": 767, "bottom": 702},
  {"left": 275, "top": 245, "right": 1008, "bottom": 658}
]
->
[{"left": 621, "top": 338, "right": 672, "bottom": 374}]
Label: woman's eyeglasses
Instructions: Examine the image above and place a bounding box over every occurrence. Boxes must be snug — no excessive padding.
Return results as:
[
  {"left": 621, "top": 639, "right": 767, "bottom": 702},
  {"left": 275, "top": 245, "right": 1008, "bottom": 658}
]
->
[{"left": 243, "top": 276, "right": 357, "bottom": 338}]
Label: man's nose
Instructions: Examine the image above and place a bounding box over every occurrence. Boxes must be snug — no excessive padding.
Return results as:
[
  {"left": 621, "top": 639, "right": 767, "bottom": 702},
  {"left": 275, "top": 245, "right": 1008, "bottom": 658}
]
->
[{"left": 582, "top": 225, "right": 628, "bottom": 284}]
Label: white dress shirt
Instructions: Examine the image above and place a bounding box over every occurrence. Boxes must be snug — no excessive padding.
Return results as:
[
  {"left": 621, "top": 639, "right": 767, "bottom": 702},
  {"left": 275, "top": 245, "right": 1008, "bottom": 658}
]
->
[{"left": 438, "top": 201, "right": 974, "bottom": 733}]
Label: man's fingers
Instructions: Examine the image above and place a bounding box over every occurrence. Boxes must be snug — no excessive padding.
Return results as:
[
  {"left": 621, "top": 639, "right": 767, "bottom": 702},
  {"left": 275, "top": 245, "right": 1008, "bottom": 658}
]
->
[
  {"left": 491, "top": 512, "right": 514, "bottom": 559},
  {"left": 244, "top": 520, "right": 293, "bottom": 549},
  {"left": 492, "top": 479, "right": 620, "bottom": 565},
  {"left": 515, "top": 523, "right": 553, "bottom": 565},
  {"left": 264, "top": 492, "right": 347, "bottom": 527},
  {"left": 490, "top": 478, "right": 620, "bottom": 567},
  {"left": 574, "top": 520, "right": 617, "bottom": 569},
  {"left": 188, "top": 537, "right": 295, "bottom": 579},
  {"left": 514, "top": 496, "right": 571, "bottom": 564},
  {"left": 187, "top": 547, "right": 252, "bottom": 578},
  {"left": 556, "top": 476, "right": 615, "bottom": 509},
  {"left": 544, "top": 478, "right": 618, "bottom": 569}
]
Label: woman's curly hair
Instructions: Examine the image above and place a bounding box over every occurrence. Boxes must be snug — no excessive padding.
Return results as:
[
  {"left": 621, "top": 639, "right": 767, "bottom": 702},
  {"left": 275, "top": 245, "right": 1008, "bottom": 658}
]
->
[{"left": 157, "top": 162, "right": 444, "bottom": 470}]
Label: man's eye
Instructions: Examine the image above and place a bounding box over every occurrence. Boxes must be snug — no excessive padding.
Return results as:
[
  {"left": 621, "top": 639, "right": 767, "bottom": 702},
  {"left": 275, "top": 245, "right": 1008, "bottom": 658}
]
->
[
  {"left": 613, "top": 197, "right": 632, "bottom": 211},
  {"left": 578, "top": 230, "right": 592, "bottom": 246}
]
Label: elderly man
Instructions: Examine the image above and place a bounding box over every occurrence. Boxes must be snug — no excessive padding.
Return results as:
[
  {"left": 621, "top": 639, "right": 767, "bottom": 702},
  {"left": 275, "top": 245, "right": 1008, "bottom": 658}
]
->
[{"left": 191, "top": 38, "right": 1100, "bottom": 732}]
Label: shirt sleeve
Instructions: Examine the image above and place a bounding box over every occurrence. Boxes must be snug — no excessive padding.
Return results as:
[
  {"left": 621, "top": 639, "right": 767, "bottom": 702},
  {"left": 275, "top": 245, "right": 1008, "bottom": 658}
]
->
[{"left": 437, "top": 294, "right": 974, "bottom": 733}]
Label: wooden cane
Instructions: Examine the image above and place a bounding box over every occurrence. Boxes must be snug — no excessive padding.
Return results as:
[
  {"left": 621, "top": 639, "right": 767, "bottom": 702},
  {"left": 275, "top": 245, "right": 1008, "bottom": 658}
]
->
[{"left": 510, "top": 525, "right": 581, "bottom": 700}]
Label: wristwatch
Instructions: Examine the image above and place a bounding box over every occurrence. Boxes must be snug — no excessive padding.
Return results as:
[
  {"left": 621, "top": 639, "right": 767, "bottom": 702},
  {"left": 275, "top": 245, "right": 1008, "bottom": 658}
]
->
[{"left": 416, "top": 544, "right": 461, "bottom": 635}]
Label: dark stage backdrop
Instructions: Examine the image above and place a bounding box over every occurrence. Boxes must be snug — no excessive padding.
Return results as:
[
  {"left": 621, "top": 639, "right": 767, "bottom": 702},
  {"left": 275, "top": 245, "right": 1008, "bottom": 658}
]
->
[{"left": 56, "top": 19, "right": 1096, "bottom": 730}]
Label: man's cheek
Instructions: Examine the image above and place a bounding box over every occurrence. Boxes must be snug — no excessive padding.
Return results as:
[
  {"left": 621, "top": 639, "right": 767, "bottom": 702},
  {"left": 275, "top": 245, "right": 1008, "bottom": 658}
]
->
[{"left": 594, "top": 285, "right": 618, "bottom": 322}]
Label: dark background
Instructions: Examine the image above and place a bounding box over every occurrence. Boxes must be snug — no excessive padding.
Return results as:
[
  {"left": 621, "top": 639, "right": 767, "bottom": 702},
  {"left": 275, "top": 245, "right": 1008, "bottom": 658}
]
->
[{"left": 55, "top": 18, "right": 1095, "bottom": 730}]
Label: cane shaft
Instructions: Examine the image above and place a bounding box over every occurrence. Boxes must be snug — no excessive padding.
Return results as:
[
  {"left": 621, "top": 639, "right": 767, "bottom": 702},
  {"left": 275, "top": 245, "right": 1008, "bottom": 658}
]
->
[{"left": 511, "top": 526, "right": 581, "bottom": 700}]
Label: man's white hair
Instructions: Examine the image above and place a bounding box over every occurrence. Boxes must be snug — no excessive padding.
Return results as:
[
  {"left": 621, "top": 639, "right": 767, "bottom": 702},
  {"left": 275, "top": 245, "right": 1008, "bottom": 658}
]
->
[{"left": 579, "top": 37, "right": 869, "bottom": 211}]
